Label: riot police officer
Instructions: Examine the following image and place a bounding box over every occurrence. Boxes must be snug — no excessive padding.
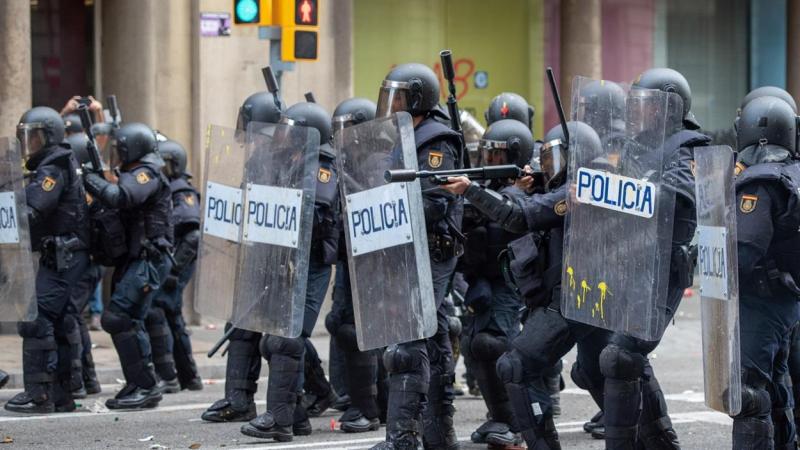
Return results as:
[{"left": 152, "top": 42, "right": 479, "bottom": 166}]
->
[
  {"left": 144, "top": 139, "right": 203, "bottom": 393},
  {"left": 64, "top": 132, "right": 111, "bottom": 399},
  {"left": 5, "top": 106, "right": 90, "bottom": 414},
  {"left": 731, "top": 95, "right": 800, "bottom": 450},
  {"left": 459, "top": 119, "right": 533, "bottom": 447},
  {"left": 443, "top": 121, "right": 607, "bottom": 449},
  {"left": 594, "top": 68, "right": 708, "bottom": 450},
  {"left": 240, "top": 101, "right": 340, "bottom": 442},
  {"left": 368, "top": 63, "right": 463, "bottom": 450},
  {"left": 324, "top": 97, "right": 384, "bottom": 433},
  {"left": 82, "top": 122, "right": 173, "bottom": 410},
  {"left": 485, "top": 92, "right": 534, "bottom": 130},
  {"left": 202, "top": 91, "right": 283, "bottom": 423}
]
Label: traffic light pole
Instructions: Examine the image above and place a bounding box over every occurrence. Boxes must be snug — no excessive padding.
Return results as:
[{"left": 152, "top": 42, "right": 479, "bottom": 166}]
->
[{"left": 258, "top": 26, "right": 296, "bottom": 87}]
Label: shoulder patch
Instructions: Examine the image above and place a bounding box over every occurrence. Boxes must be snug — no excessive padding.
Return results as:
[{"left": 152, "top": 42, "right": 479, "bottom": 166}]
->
[
  {"left": 41, "top": 176, "right": 57, "bottom": 192},
  {"left": 184, "top": 194, "right": 195, "bottom": 206},
  {"left": 136, "top": 171, "right": 151, "bottom": 184},
  {"left": 318, "top": 167, "right": 331, "bottom": 183},
  {"left": 734, "top": 162, "right": 746, "bottom": 176},
  {"left": 554, "top": 199, "right": 568, "bottom": 216},
  {"left": 740, "top": 194, "right": 758, "bottom": 214},
  {"left": 428, "top": 151, "right": 443, "bottom": 169}
]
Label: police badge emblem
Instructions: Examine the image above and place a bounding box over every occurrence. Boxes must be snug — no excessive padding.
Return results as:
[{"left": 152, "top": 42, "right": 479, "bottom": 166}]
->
[
  {"left": 136, "top": 171, "right": 151, "bottom": 184},
  {"left": 554, "top": 199, "right": 567, "bottom": 216},
  {"left": 428, "top": 151, "right": 443, "bottom": 168},
  {"left": 318, "top": 168, "right": 331, "bottom": 183},
  {"left": 739, "top": 194, "right": 757, "bottom": 213},
  {"left": 41, "top": 176, "right": 57, "bottom": 192}
]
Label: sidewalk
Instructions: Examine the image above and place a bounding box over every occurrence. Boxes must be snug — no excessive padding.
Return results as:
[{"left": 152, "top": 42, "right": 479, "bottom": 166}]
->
[{"left": 0, "top": 320, "right": 334, "bottom": 390}]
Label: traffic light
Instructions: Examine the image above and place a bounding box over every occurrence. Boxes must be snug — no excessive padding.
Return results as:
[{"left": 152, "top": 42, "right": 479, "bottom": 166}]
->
[
  {"left": 233, "top": 0, "right": 272, "bottom": 25},
  {"left": 274, "top": 0, "right": 320, "bottom": 61}
]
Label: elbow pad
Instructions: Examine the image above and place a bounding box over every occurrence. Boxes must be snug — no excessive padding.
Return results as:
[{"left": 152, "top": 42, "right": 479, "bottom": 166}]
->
[
  {"left": 464, "top": 182, "right": 528, "bottom": 234},
  {"left": 172, "top": 229, "right": 200, "bottom": 273}
]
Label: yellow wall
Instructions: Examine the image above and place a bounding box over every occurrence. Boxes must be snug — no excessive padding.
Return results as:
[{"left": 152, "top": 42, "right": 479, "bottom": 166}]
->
[{"left": 353, "top": 0, "right": 545, "bottom": 137}]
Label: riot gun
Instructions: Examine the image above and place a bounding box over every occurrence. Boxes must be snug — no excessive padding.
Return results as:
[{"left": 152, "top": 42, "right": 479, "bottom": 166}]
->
[
  {"left": 77, "top": 105, "right": 105, "bottom": 173},
  {"left": 262, "top": 66, "right": 283, "bottom": 112},
  {"left": 384, "top": 164, "right": 529, "bottom": 185},
  {"left": 106, "top": 94, "right": 121, "bottom": 129},
  {"left": 546, "top": 67, "right": 569, "bottom": 149},
  {"left": 440, "top": 50, "right": 471, "bottom": 169}
]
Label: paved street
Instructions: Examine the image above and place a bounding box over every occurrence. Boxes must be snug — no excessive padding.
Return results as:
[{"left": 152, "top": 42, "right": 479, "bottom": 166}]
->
[{"left": 0, "top": 288, "right": 734, "bottom": 449}]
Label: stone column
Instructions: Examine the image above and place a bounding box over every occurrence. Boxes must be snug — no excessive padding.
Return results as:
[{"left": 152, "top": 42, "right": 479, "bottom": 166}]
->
[
  {"left": 101, "top": 0, "right": 157, "bottom": 124},
  {"left": 788, "top": 0, "right": 800, "bottom": 101},
  {"left": 560, "top": 0, "right": 602, "bottom": 114},
  {"left": 0, "top": 0, "right": 32, "bottom": 136}
]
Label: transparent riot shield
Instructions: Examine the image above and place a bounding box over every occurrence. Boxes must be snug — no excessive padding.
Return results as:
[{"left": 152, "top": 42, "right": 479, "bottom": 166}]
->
[
  {"left": 695, "top": 145, "right": 741, "bottom": 415},
  {"left": 335, "top": 112, "right": 436, "bottom": 350},
  {"left": 229, "top": 122, "right": 320, "bottom": 337},
  {"left": 194, "top": 125, "right": 246, "bottom": 324},
  {"left": 561, "top": 76, "right": 680, "bottom": 340},
  {"left": 0, "top": 137, "right": 36, "bottom": 322}
]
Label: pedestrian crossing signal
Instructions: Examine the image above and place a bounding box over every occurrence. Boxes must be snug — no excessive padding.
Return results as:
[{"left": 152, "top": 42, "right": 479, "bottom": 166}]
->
[
  {"left": 275, "top": 0, "right": 320, "bottom": 62},
  {"left": 295, "top": 0, "right": 318, "bottom": 26},
  {"left": 233, "top": 0, "right": 272, "bottom": 25}
]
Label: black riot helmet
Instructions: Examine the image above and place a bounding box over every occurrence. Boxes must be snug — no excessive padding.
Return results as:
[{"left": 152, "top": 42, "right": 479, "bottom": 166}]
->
[
  {"left": 736, "top": 96, "right": 798, "bottom": 164},
  {"left": 282, "top": 102, "right": 332, "bottom": 145},
  {"left": 484, "top": 92, "right": 534, "bottom": 129},
  {"left": 62, "top": 113, "right": 83, "bottom": 136},
  {"left": 479, "top": 119, "right": 534, "bottom": 168},
  {"left": 111, "top": 122, "right": 158, "bottom": 167},
  {"left": 741, "top": 86, "right": 797, "bottom": 113},
  {"left": 377, "top": 63, "right": 440, "bottom": 118},
  {"left": 17, "top": 106, "right": 65, "bottom": 160},
  {"left": 236, "top": 91, "right": 283, "bottom": 132},
  {"left": 541, "top": 121, "right": 601, "bottom": 184},
  {"left": 332, "top": 97, "right": 377, "bottom": 134},
  {"left": 633, "top": 68, "right": 700, "bottom": 130},
  {"left": 575, "top": 80, "right": 626, "bottom": 133},
  {"left": 158, "top": 139, "right": 188, "bottom": 179},
  {"left": 65, "top": 132, "right": 91, "bottom": 166}
]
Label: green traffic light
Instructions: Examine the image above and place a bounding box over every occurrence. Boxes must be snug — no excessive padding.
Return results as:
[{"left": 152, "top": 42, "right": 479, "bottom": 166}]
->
[{"left": 235, "top": 0, "right": 259, "bottom": 23}]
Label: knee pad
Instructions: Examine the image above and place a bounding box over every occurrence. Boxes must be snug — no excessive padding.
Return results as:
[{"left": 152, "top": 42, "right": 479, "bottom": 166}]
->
[
  {"left": 335, "top": 323, "right": 360, "bottom": 353},
  {"left": 570, "top": 360, "right": 599, "bottom": 391},
  {"left": 737, "top": 384, "right": 772, "bottom": 420},
  {"left": 54, "top": 314, "right": 79, "bottom": 339},
  {"left": 18, "top": 317, "right": 51, "bottom": 339},
  {"left": 383, "top": 343, "right": 423, "bottom": 374},
  {"left": 447, "top": 316, "right": 462, "bottom": 339},
  {"left": 145, "top": 307, "right": 167, "bottom": 329},
  {"left": 325, "top": 312, "right": 339, "bottom": 336},
  {"left": 101, "top": 310, "right": 134, "bottom": 334},
  {"left": 471, "top": 332, "right": 507, "bottom": 362},
  {"left": 599, "top": 344, "right": 645, "bottom": 381},
  {"left": 262, "top": 335, "right": 304, "bottom": 360},
  {"left": 496, "top": 350, "right": 527, "bottom": 384},
  {"left": 229, "top": 326, "right": 261, "bottom": 343}
]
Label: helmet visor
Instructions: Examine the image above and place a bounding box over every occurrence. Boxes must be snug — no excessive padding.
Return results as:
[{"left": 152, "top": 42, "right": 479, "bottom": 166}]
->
[
  {"left": 16, "top": 123, "right": 47, "bottom": 161},
  {"left": 376, "top": 80, "right": 410, "bottom": 118},
  {"left": 540, "top": 139, "right": 566, "bottom": 180},
  {"left": 626, "top": 88, "right": 662, "bottom": 137},
  {"left": 478, "top": 139, "right": 509, "bottom": 166}
]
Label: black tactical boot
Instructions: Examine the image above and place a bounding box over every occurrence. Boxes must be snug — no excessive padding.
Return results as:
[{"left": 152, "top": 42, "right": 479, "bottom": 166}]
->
[
  {"left": 585, "top": 411, "right": 605, "bottom": 438},
  {"left": 202, "top": 390, "right": 257, "bottom": 422},
  {"left": 184, "top": 376, "right": 203, "bottom": 391},
  {"left": 293, "top": 403, "right": 313, "bottom": 436},
  {"left": 241, "top": 412, "right": 294, "bottom": 442},
  {"left": 6, "top": 336, "right": 58, "bottom": 414},
  {"left": 340, "top": 407, "right": 381, "bottom": 433},
  {"left": 106, "top": 383, "right": 162, "bottom": 409}
]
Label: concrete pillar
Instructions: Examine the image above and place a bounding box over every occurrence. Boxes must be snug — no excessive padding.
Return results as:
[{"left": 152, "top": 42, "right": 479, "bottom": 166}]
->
[
  {"left": 788, "top": 0, "right": 800, "bottom": 101},
  {"left": 560, "top": 0, "right": 602, "bottom": 114},
  {"left": 101, "top": 0, "right": 157, "bottom": 124},
  {"left": 0, "top": 0, "right": 32, "bottom": 136}
]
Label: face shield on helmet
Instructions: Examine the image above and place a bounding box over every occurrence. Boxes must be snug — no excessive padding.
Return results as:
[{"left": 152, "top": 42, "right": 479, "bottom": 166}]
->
[
  {"left": 16, "top": 123, "right": 47, "bottom": 162},
  {"left": 540, "top": 138, "right": 566, "bottom": 181},
  {"left": 478, "top": 139, "right": 510, "bottom": 167},
  {"left": 376, "top": 80, "right": 410, "bottom": 118},
  {"left": 332, "top": 114, "right": 357, "bottom": 136},
  {"left": 626, "top": 88, "right": 663, "bottom": 137}
]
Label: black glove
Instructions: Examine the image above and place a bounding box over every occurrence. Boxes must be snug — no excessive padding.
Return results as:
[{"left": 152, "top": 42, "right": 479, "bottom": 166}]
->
[{"left": 162, "top": 273, "right": 179, "bottom": 291}]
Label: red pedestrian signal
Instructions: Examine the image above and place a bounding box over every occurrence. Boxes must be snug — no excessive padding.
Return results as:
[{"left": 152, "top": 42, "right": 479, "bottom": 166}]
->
[{"left": 295, "top": 0, "right": 317, "bottom": 26}]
